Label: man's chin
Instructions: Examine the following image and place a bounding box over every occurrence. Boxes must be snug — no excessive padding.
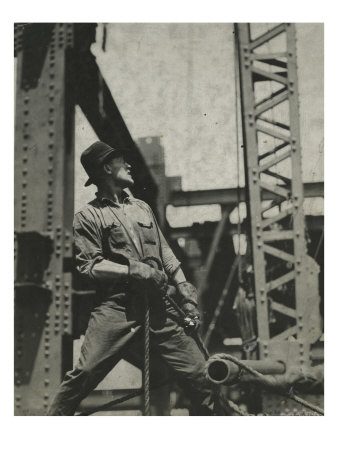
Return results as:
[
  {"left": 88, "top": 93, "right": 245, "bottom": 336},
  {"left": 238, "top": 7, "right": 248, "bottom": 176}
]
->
[{"left": 119, "top": 177, "right": 134, "bottom": 188}]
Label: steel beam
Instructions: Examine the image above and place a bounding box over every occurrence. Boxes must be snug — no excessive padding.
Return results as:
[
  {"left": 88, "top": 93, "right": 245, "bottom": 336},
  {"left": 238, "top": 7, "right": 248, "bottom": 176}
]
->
[
  {"left": 168, "top": 182, "right": 323, "bottom": 207},
  {"left": 236, "top": 23, "right": 322, "bottom": 366},
  {"left": 15, "top": 23, "right": 75, "bottom": 415}
]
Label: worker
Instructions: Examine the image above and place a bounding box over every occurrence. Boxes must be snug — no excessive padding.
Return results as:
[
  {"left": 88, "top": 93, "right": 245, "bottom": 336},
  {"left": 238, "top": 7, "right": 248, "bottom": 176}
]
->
[{"left": 47, "top": 141, "right": 225, "bottom": 415}]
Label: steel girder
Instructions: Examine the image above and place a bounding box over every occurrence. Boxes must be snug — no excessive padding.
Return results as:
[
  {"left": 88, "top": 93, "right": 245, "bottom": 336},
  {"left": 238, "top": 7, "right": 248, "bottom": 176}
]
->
[
  {"left": 14, "top": 23, "right": 77, "bottom": 415},
  {"left": 236, "top": 24, "right": 322, "bottom": 368}
]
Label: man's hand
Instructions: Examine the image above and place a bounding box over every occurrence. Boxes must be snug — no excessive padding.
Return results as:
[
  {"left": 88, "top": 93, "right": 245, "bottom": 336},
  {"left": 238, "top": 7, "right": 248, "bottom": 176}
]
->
[
  {"left": 176, "top": 282, "right": 201, "bottom": 331},
  {"left": 129, "top": 260, "right": 168, "bottom": 296}
]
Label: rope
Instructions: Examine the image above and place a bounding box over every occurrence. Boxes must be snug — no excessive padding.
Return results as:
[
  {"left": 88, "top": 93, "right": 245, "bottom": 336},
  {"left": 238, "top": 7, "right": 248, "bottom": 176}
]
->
[
  {"left": 233, "top": 24, "right": 243, "bottom": 284},
  {"left": 214, "top": 354, "right": 324, "bottom": 415},
  {"left": 143, "top": 295, "right": 151, "bottom": 416},
  {"left": 313, "top": 228, "right": 324, "bottom": 261}
]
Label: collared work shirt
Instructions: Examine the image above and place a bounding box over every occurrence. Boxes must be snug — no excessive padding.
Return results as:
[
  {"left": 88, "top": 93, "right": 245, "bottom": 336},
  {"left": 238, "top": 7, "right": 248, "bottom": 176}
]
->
[{"left": 73, "top": 191, "right": 180, "bottom": 290}]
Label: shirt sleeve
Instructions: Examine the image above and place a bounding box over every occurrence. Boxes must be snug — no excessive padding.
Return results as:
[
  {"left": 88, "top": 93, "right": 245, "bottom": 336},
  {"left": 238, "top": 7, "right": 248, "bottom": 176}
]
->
[
  {"left": 147, "top": 206, "right": 181, "bottom": 278},
  {"left": 73, "top": 211, "right": 104, "bottom": 281}
]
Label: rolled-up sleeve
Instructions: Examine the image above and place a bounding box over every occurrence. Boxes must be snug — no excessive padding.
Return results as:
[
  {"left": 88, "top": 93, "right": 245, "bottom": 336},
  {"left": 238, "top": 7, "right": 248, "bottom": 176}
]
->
[
  {"left": 157, "top": 227, "right": 181, "bottom": 277},
  {"left": 146, "top": 206, "right": 181, "bottom": 278},
  {"left": 73, "top": 212, "right": 104, "bottom": 280}
]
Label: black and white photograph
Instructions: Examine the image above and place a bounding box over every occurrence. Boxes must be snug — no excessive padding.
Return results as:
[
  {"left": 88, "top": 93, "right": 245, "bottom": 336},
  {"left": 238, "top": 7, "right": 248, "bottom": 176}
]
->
[{"left": 12, "top": 18, "right": 325, "bottom": 425}]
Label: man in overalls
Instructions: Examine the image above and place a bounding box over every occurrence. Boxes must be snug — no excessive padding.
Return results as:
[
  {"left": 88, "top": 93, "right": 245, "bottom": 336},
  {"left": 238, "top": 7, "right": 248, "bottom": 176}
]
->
[{"left": 48, "top": 141, "right": 222, "bottom": 415}]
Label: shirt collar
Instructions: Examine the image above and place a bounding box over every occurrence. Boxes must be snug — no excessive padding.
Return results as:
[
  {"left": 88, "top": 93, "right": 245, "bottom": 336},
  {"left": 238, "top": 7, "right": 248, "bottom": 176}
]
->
[{"left": 95, "top": 189, "right": 131, "bottom": 206}]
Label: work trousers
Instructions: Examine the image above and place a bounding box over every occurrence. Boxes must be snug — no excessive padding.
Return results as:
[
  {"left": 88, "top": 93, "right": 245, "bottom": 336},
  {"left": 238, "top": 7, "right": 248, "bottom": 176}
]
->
[{"left": 47, "top": 295, "right": 217, "bottom": 416}]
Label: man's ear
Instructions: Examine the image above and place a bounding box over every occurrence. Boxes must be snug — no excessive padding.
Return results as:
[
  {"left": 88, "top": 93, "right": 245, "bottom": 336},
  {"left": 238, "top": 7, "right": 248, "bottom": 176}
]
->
[{"left": 103, "top": 162, "right": 112, "bottom": 175}]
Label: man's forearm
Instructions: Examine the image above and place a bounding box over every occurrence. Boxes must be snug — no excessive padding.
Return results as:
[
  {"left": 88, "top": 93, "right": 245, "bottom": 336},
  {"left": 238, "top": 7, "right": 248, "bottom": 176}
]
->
[{"left": 91, "top": 260, "right": 129, "bottom": 282}]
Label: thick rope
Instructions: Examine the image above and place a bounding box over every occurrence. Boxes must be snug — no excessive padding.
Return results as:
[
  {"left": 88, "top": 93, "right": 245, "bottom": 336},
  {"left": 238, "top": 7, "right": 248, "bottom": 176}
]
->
[
  {"left": 143, "top": 294, "right": 151, "bottom": 416},
  {"left": 214, "top": 354, "right": 324, "bottom": 415}
]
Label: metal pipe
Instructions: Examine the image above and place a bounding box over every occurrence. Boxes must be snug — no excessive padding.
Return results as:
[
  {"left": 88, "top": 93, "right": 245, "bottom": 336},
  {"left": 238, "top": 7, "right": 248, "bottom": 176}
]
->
[{"left": 206, "top": 357, "right": 285, "bottom": 385}]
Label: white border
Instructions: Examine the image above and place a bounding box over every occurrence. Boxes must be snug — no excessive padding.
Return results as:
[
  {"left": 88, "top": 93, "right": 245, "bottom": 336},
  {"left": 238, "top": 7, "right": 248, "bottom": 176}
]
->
[{"left": 2, "top": 2, "right": 335, "bottom": 449}]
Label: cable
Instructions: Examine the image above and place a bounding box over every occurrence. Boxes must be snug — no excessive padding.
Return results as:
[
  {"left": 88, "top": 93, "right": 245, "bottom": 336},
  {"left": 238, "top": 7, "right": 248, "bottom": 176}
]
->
[{"left": 233, "top": 24, "right": 243, "bottom": 284}]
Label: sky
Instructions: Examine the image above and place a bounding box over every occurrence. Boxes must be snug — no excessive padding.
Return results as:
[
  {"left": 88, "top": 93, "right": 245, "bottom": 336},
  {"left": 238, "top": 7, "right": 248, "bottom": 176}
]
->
[{"left": 75, "top": 23, "right": 324, "bottom": 224}]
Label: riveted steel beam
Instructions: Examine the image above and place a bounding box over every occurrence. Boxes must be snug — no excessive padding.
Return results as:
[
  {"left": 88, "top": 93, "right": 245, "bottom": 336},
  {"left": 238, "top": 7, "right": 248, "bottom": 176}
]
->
[
  {"left": 14, "top": 23, "right": 76, "bottom": 415},
  {"left": 236, "top": 23, "right": 322, "bottom": 367},
  {"left": 168, "top": 182, "right": 323, "bottom": 207}
]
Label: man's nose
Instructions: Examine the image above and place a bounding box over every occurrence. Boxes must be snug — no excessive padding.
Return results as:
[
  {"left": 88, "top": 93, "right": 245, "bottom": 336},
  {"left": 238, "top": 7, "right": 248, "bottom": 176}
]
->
[{"left": 125, "top": 162, "right": 131, "bottom": 169}]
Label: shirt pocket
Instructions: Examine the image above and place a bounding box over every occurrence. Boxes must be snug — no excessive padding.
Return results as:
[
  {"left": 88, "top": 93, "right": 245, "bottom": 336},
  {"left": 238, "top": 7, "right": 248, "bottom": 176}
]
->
[
  {"left": 104, "top": 222, "right": 128, "bottom": 250},
  {"left": 137, "top": 220, "right": 157, "bottom": 245}
]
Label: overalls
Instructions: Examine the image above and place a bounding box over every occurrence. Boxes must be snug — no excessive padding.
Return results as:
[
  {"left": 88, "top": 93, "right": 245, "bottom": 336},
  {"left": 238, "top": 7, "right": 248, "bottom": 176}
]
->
[{"left": 47, "top": 192, "right": 217, "bottom": 415}]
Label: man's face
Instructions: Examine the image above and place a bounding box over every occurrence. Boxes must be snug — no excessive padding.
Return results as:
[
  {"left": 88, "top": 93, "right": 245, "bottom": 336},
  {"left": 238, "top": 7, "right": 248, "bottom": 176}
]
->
[{"left": 105, "top": 155, "right": 134, "bottom": 188}]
